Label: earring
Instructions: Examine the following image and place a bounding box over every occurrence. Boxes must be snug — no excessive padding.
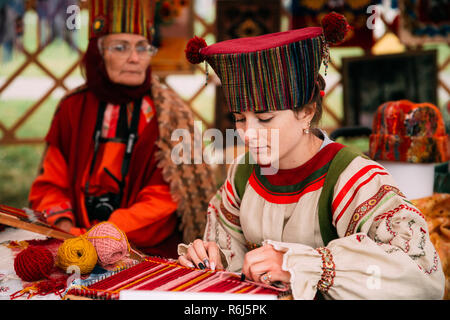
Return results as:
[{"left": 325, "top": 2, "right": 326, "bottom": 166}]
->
[{"left": 303, "top": 123, "right": 310, "bottom": 134}]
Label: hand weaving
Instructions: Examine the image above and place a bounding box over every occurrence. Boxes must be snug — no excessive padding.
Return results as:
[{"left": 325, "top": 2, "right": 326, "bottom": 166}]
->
[
  {"left": 0, "top": 205, "right": 73, "bottom": 241},
  {"left": 3, "top": 220, "right": 290, "bottom": 300},
  {"left": 2, "top": 221, "right": 143, "bottom": 299},
  {"left": 64, "top": 256, "right": 292, "bottom": 300}
]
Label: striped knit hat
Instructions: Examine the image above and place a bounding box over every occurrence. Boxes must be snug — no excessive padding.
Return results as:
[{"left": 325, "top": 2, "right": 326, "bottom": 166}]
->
[
  {"left": 185, "top": 12, "right": 350, "bottom": 113},
  {"left": 369, "top": 100, "right": 449, "bottom": 163},
  {"left": 89, "top": 0, "right": 156, "bottom": 41}
]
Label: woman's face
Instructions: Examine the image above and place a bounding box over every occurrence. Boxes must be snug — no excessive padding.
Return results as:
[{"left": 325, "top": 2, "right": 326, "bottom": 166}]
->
[
  {"left": 233, "top": 108, "right": 315, "bottom": 168},
  {"left": 101, "top": 33, "right": 154, "bottom": 86}
]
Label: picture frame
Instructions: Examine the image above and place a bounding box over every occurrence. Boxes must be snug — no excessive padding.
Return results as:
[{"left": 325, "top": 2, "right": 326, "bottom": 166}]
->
[{"left": 342, "top": 50, "right": 438, "bottom": 127}]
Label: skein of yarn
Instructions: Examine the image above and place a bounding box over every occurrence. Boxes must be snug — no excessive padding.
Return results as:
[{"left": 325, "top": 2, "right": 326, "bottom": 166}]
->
[
  {"left": 14, "top": 246, "right": 54, "bottom": 282},
  {"left": 85, "top": 222, "right": 130, "bottom": 267},
  {"left": 56, "top": 236, "right": 98, "bottom": 274}
]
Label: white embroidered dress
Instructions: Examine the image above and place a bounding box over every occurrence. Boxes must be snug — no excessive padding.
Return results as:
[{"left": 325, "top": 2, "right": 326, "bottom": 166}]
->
[{"left": 179, "top": 140, "right": 445, "bottom": 300}]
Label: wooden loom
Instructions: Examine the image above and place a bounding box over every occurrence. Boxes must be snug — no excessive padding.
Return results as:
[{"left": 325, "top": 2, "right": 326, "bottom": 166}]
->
[
  {"left": 0, "top": 204, "right": 74, "bottom": 240},
  {"left": 0, "top": 204, "right": 146, "bottom": 261},
  {"left": 64, "top": 256, "right": 292, "bottom": 300},
  {"left": 1, "top": 205, "right": 292, "bottom": 299}
]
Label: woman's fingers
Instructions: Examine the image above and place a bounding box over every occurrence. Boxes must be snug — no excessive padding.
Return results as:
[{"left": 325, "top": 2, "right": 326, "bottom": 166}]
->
[
  {"left": 188, "top": 239, "right": 216, "bottom": 270},
  {"left": 241, "top": 245, "right": 291, "bottom": 284},
  {"left": 191, "top": 239, "right": 210, "bottom": 269},
  {"left": 241, "top": 246, "right": 266, "bottom": 281},
  {"left": 55, "top": 219, "right": 73, "bottom": 233},
  {"left": 247, "top": 261, "right": 269, "bottom": 283},
  {"left": 205, "top": 242, "right": 224, "bottom": 271},
  {"left": 180, "top": 241, "right": 289, "bottom": 284},
  {"left": 178, "top": 254, "right": 195, "bottom": 268},
  {"left": 178, "top": 240, "right": 224, "bottom": 271},
  {"left": 187, "top": 243, "right": 205, "bottom": 269}
]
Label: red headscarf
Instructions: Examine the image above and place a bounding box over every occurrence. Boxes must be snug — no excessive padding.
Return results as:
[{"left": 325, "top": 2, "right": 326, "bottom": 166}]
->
[{"left": 81, "top": 37, "right": 152, "bottom": 105}]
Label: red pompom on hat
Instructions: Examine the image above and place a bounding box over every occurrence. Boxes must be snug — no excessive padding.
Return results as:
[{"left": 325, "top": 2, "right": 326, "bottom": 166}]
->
[
  {"left": 321, "top": 11, "right": 351, "bottom": 45},
  {"left": 185, "top": 36, "right": 207, "bottom": 64}
]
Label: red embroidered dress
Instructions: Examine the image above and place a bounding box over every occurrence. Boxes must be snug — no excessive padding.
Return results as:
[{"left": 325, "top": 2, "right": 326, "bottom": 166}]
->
[{"left": 29, "top": 90, "right": 178, "bottom": 249}]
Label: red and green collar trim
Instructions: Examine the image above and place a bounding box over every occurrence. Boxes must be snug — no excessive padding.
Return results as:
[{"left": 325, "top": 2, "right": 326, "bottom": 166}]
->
[{"left": 249, "top": 143, "right": 344, "bottom": 204}]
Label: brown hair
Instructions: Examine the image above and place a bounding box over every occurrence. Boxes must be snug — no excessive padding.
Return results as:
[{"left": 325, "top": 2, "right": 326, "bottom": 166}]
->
[{"left": 293, "top": 74, "right": 326, "bottom": 125}]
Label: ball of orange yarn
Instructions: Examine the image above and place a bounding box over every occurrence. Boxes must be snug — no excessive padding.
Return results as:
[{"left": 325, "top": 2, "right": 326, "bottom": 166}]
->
[
  {"left": 14, "top": 246, "right": 54, "bottom": 282},
  {"left": 86, "top": 222, "right": 130, "bottom": 267}
]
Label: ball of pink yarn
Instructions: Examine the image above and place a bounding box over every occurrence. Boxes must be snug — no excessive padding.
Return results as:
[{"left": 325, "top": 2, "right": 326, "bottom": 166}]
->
[{"left": 86, "top": 222, "right": 129, "bottom": 267}]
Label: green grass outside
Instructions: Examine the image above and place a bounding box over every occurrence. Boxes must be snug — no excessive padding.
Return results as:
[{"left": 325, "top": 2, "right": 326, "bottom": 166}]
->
[
  {"left": 0, "top": 98, "right": 58, "bottom": 207},
  {"left": 0, "top": 145, "right": 45, "bottom": 208},
  {"left": 0, "top": 98, "right": 58, "bottom": 138}
]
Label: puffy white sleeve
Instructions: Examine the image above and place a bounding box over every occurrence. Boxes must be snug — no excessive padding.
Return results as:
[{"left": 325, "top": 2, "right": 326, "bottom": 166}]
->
[
  {"left": 178, "top": 159, "right": 248, "bottom": 272},
  {"left": 266, "top": 157, "right": 445, "bottom": 300}
]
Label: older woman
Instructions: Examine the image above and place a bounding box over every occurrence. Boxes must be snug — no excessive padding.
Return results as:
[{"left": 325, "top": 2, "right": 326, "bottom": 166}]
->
[
  {"left": 28, "top": 0, "right": 215, "bottom": 256},
  {"left": 178, "top": 13, "right": 446, "bottom": 299}
]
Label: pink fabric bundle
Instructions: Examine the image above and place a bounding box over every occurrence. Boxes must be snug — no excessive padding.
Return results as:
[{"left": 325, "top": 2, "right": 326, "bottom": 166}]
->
[{"left": 86, "top": 222, "right": 130, "bottom": 267}]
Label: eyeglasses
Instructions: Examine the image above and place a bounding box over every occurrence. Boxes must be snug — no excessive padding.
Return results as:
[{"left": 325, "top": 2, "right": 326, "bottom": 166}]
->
[{"left": 102, "top": 41, "right": 158, "bottom": 59}]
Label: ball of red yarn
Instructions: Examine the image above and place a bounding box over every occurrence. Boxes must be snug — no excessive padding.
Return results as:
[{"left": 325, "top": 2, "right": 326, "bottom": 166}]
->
[
  {"left": 185, "top": 36, "right": 207, "bottom": 64},
  {"left": 14, "top": 246, "right": 54, "bottom": 282},
  {"left": 321, "top": 12, "right": 351, "bottom": 45}
]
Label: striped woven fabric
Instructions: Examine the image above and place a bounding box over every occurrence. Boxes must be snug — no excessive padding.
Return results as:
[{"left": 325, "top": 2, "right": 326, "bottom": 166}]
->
[
  {"left": 89, "top": 0, "right": 156, "bottom": 40},
  {"left": 64, "top": 257, "right": 290, "bottom": 300},
  {"left": 203, "top": 29, "right": 325, "bottom": 112}
]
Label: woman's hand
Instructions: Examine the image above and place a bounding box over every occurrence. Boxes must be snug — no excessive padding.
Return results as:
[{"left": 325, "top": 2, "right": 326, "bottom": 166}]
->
[
  {"left": 241, "top": 244, "right": 291, "bottom": 285},
  {"left": 178, "top": 239, "right": 224, "bottom": 271},
  {"left": 54, "top": 218, "right": 73, "bottom": 233},
  {"left": 54, "top": 219, "right": 86, "bottom": 236}
]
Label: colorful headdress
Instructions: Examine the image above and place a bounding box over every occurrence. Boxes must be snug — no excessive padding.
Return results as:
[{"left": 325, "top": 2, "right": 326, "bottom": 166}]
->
[
  {"left": 185, "top": 12, "right": 350, "bottom": 113},
  {"left": 369, "top": 100, "right": 449, "bottom": 163},
  {"left": 89, "top": 0, "right": 156, "bottom": 41}
]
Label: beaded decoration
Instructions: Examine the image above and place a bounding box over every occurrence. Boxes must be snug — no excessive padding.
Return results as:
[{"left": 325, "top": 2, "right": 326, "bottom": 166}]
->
[
  {"left": 320, "top": 35, "right": 330, "bottom": 76},
  {"left": 315, "top": 247, "right": 336, "bottom": 294}
]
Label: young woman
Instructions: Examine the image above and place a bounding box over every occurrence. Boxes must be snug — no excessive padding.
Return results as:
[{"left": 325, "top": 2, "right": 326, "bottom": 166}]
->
[
  {"left": 177, "top": 13, "right": 445, "bottom": 299},
  {"left": 28, "top": 0, "right": 215, "bottom": 256}
]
